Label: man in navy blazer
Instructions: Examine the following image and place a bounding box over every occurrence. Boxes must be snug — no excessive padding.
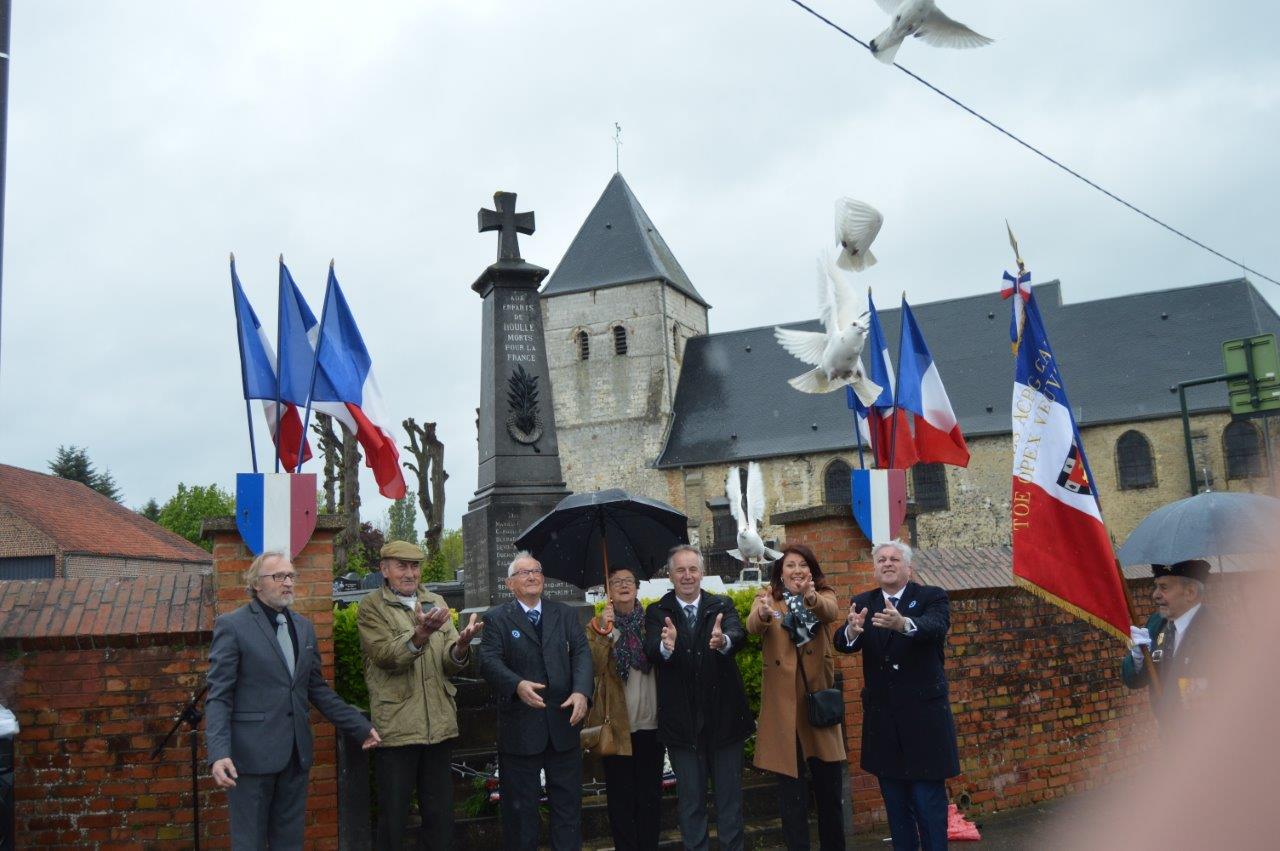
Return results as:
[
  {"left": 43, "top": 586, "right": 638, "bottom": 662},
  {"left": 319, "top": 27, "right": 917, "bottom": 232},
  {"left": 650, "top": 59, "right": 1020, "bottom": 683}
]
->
[
  {"left": 206, "top": 551, "right": 380, "bottom": 850},
  {"left": 835, "top": 540, "right": 958, "bottom": 851},
  {"left": 478, "top": 551, "right": 593, "bottom": 850}
]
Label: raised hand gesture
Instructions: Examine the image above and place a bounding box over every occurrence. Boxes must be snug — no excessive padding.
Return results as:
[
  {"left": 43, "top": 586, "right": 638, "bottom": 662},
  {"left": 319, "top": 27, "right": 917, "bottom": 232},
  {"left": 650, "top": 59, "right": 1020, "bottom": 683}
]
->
[
  {"left": 871, "top": 598, "right": 907, "bottom": 634},
  {"left": 846, "top": 601, "right": 867, "bottom": 636},
  {"left": 799, "top": 575, "right": 817, "bottom": 603},
  {"left": 708, "top": 613, "right": 727, "bottom": 650},
  {"left": 661, "top": 616, "right": 678, "bottom": 653},
  {"left": 754, "top": 587, "right": 774, "bottom": 622},
  {"left": 454, "top": 613, "right": 484, "bottom": 657}
]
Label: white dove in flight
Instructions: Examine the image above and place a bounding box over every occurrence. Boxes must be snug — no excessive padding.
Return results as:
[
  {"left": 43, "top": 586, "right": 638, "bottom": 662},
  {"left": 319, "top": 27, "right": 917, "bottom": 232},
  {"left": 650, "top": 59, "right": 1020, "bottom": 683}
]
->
[
  {"left": 725, "top": 463, "right": 783, "bottom": 565},
  {"left": 774, "top": 251, "right": 883, "bottom": 405},
  {"left": 868, "top": 0, "right": 993, "bottom": 65},
  {"left": 834, "top": 197, "right": 884, "bottom": 272}
]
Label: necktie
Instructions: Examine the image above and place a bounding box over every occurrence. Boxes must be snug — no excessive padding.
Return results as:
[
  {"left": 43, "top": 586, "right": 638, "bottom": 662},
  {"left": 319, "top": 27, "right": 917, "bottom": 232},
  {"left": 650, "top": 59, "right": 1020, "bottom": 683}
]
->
[
  {"left": 527, "top": 608, "right": 541, "bottom": 633},
  {"left": 276, "top": 612, "right": 295, "bottom": 678},
  {"left": 684, "top": 604, "right": 697, "bottom": 629},
  {"left": 1164, "top": 620, "right": 1178, "bottom": 659},
  {"left": 888, "top": 596, "right": 899, "bottom": 608}
]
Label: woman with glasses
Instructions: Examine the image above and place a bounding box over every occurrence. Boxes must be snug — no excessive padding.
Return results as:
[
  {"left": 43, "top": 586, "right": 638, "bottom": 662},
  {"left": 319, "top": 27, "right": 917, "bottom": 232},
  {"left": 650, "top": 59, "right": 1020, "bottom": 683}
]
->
[
  {"left": 747, "top": 544, "right": 846, "bottom": 851},
  {"left": 584, "top": 565, "right": 664, "bottom": 851}
]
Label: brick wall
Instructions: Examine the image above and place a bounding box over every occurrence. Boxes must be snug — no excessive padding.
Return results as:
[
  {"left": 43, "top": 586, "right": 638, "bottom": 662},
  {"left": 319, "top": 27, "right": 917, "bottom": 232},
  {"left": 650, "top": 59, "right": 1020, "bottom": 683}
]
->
[
  {"left": 63, "top": 554, "right": 211, "bottom": 579},
  {"left": 773, "top": 506, "right": 1199, "bottom": 829},
  {"left": 0, "top": 505, "right": 60, "bottom": 573}
]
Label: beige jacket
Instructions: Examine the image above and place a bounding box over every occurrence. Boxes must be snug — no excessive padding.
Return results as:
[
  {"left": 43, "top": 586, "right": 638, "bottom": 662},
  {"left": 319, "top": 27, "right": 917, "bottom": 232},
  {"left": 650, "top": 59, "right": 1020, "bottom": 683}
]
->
[{"left": 358, "top": 584, "right": 469, "bottom": 747}]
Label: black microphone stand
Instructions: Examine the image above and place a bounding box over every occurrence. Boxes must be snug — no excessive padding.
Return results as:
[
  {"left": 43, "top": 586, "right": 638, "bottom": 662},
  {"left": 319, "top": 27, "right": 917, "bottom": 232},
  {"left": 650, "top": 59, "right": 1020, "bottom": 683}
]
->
[{"left": 150, "top": 684, "right": 208, "bottom": 851}]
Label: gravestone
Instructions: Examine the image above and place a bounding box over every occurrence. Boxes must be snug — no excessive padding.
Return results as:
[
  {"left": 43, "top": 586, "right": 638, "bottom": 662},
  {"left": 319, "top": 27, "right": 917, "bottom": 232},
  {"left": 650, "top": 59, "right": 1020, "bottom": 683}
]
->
[{"left": 462, "top": 191, "right": 574, "bottom": 610}]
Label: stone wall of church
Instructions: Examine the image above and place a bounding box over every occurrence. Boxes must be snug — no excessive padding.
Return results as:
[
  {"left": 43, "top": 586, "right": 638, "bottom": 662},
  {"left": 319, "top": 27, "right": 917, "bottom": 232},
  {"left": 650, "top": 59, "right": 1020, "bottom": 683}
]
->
[{"left": 541, "top": 281, "right": 706, "bottom": 503}]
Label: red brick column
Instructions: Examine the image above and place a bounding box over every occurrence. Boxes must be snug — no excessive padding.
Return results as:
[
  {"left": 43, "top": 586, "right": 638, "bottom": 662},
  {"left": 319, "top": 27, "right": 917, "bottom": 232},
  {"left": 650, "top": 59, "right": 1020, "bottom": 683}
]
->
[{"left": 202, "top": 515, "right": 346, "bottom": 849}]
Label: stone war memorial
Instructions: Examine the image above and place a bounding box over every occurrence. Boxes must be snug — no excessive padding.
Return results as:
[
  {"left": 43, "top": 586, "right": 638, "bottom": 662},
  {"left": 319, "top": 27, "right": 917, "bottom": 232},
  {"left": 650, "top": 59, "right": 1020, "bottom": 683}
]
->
[{"left": 461, "top": 190, "right": 574, "bottom": 611}]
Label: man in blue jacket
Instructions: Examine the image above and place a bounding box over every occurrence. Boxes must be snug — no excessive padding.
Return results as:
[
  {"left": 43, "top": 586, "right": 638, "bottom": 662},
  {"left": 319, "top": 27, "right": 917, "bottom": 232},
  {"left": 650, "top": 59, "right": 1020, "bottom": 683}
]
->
[{"left": 835, "top": 540, "right": 958, "bottom": 851}]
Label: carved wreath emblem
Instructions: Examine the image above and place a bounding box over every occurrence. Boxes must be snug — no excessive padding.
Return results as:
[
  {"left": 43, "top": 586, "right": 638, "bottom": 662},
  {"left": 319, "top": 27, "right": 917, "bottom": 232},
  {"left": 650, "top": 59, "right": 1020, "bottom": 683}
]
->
[{"left": 506, "top": 365, "right": 544, "bottom": 448}]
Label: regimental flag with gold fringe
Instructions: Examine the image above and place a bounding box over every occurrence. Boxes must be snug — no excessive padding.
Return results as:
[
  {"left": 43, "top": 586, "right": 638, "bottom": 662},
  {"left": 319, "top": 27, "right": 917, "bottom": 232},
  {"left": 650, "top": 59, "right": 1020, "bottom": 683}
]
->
[{"left": 1009, "top": 273, "right": 1130, "bottom": 641}]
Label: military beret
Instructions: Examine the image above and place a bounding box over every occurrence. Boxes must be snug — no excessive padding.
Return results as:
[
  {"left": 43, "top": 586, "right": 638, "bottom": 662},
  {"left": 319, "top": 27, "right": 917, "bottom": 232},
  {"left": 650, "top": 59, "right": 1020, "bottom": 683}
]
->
[
  {"left": 380, "top": 540, "right": 425, "bottom": 562},
  {"left": 1152, "top": 559, "right": 1211, "bottom": 583}
]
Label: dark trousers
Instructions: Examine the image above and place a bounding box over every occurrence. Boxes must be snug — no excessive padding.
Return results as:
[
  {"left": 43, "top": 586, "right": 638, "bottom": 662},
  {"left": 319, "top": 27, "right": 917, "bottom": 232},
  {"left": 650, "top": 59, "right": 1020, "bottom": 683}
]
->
[
  {"left": 227, "top": 751, "right": 309, "bottom": 850},
  {"left": 667, "top": 740, "right": 745, "bottom": 851},
  {"left": 778, "top": 739, "right": 846, "bottom": 851},
  {"left": 601, "top": 729, "right": 665, "bottom": 851},
  {"left": 374, "top": 740, "right": 455, "bottom": 850},
  {"left": 876, "top": 777, "right": 948, "bottom": 851},
  {"left": 498, "top": 744, "right": 583, "bottom": 851}
]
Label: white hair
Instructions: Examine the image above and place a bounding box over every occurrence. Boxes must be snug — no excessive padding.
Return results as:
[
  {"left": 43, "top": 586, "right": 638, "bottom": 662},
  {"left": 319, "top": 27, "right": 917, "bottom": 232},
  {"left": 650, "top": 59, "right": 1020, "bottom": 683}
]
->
[
  {"left": 507, "top": 550, "right": 538, "bottom": 577},
  {"left": 872, "top": 539, "right": 914, "bottom": 565},
  {"left": 666, "top": 543, "right": 704, "bottom": 572}
]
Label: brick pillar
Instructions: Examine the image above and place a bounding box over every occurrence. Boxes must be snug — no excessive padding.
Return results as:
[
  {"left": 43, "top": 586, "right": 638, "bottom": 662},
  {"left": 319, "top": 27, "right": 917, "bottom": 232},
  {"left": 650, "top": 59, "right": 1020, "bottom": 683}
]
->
[
  {"left": 771, "top": 504, "right": 884, "bottom": 830},
  {"left": 202, "top": 515, "right": 347, "bottom": 850}
]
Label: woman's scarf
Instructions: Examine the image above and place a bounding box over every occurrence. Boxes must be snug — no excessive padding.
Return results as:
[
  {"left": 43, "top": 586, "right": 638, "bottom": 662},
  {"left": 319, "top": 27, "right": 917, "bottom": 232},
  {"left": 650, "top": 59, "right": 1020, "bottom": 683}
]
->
[
  {"left": 781, "top": 589, "right": 820, "bottom": 646},
  {"left": 612, "top": 606, "right": 651, "bottom": 682}
]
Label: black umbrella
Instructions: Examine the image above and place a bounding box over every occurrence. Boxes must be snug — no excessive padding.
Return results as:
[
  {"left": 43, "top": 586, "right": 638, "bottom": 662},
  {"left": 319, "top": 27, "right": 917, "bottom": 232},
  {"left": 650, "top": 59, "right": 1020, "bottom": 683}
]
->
[
  {"left": 514, "top": 489, "right": 689, "bottom": 589},
  {"left": 1116, "top": 490, "right": 1280, "bottom": 566}
]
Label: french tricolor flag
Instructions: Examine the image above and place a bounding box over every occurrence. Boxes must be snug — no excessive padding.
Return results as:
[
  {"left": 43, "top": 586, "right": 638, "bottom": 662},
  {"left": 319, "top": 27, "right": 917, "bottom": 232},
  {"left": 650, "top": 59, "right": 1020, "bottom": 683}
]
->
[
  {"left": 278, "top": 261, "right": 407, "bottom": 499},
  {"left": 896, "top": 298, "right": 970, "bottom": 467},
  {"left": 230, "top": 258, "right": 312, "bottom": 470},
  {"left": 866, "top": 295, "right": 918, "bottom": 469}
]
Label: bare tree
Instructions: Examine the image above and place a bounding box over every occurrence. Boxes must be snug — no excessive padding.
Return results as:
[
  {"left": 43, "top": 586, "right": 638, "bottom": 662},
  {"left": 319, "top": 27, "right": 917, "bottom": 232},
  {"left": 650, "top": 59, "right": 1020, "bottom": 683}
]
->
[
  {"left": 339, "top": 428, "right": 362, "bottom": 571},
  {"left": 312, "top": 413, "right": 341, "bottom": 514},
  {"left": 402, "top": 418, "right": 448, "bottom": 562}
]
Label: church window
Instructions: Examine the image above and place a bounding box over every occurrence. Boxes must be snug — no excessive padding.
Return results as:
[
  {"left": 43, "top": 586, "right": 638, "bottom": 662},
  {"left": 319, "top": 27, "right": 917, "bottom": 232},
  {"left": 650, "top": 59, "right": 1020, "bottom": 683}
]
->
[
  {"left": 912, "top": 463, "right": 949, "bottom": 512},
  {"left": 613, "top": 325, "right": 628, "bottom": 355},
  {"left": 1224, "top": 421, "right": 1266, "bottom": 480},
  {"left": 672, "top": 323, "right": 680, "bottom": 358},
  {"left": 1116, "top": 430, "right": 1156, "bottom": 490},
  {"left": 823, "top": 459, "right": 851, "bottom": 504},
  {"left": 577, "top": 330, "right": 590, "bottom": 361}
]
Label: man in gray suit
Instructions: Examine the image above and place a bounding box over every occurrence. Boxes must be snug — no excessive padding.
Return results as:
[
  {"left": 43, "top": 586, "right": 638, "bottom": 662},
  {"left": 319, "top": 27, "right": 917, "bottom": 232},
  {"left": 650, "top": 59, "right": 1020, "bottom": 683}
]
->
[
  {"left": 478, "top": 551, "right": 593, "bottom": 850},
  {"left": 206, "top": 551, "right": 381, "bottom": 850}
]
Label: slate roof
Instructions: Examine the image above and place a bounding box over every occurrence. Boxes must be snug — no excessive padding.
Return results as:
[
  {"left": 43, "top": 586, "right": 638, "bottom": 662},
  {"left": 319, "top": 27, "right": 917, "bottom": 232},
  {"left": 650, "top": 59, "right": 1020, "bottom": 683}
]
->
[
  {"left": 542, "top": 173, "right": 709, "bottom": 307},
  {"left": 657, "top": 278, "right": 1280, "bottom": 468},
  {"left": 0, "top": 464, "right": 212, "bottom": 563}
]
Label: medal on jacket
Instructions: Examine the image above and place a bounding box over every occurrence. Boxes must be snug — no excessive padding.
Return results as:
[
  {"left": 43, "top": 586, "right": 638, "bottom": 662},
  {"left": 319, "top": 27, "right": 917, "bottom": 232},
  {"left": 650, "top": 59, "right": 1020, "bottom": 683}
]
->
[{"left": 1151, "top": 628, "right": 1166, "bottom": 663}]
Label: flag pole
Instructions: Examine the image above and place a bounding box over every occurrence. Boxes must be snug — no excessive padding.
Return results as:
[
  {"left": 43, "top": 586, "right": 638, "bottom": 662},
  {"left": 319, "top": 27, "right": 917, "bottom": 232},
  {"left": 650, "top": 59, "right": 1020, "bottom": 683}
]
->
[
  {"left": 229, "top": 253, "right": 259, "bottom": 474},
  {"left": 887, "top": 292, "right": 906, "bottom": 470},
  {"left": 295, "top": 261, "right": 336, "bottom": 472},
  {"left": 848, "top": 387, "right": 867, "bottom": 469},
  {"left": 274, "top": 255, "right": 288, "bottom": 473}
]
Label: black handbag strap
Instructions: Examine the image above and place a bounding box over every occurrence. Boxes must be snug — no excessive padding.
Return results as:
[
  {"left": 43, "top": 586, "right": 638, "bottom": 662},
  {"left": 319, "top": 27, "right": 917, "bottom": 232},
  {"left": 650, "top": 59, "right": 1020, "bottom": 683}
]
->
[{"left": 795, "top": 643, "right": 815, "bottom": 695}]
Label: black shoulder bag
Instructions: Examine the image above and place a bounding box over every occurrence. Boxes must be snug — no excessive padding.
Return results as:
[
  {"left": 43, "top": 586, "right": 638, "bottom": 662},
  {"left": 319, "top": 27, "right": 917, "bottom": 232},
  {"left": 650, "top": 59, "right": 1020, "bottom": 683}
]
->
[{"left": 796, "top": 644, "right": 842, "bottom": 728}]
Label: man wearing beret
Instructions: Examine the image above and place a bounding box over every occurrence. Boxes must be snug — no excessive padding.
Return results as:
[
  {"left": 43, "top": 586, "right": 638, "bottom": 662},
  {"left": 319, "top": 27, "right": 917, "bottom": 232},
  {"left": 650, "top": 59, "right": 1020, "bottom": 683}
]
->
[
  {"left": 358, "top": 540, "right": 484, "bottom": 849},
  {"left": 1122, "top": 559, "right": 1217, "bottom": 731}
]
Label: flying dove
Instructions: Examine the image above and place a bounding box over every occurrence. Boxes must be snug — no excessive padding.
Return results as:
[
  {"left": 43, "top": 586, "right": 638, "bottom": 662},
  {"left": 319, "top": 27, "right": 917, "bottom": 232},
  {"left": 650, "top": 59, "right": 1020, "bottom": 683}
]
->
[{"left": 869, "top": 0, "right": 993, "bottom": 65}]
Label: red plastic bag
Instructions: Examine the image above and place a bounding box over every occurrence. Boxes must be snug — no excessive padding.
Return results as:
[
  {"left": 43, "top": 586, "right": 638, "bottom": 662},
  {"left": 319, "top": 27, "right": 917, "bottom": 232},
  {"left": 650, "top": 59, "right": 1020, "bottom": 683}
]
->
[{"left": 947, "top": 804, "right": 981, "bottom": 841}]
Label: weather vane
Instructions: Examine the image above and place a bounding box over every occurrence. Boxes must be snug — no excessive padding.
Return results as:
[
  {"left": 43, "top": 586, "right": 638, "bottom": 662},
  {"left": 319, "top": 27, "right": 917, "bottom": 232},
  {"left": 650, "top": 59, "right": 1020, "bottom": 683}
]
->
[{"left": 613, "top": 122, "right": 622, "bottom": 172}]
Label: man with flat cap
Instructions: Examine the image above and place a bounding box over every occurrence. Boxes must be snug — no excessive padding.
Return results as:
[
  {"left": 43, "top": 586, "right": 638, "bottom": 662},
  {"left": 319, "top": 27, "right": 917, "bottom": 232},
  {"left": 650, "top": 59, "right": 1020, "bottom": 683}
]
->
[
  {"left": 358, "top": 540, "right": 484, "bottom": 849},
  {"left": 1123, "top": 559, "right": 1217, "bottom": 730}
]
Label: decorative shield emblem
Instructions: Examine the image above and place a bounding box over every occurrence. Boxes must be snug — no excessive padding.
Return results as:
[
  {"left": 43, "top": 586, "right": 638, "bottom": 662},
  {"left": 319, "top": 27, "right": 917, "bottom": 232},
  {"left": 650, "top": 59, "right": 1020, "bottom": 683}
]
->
[
  {"left": 850, "top": 468, "right": 908, "bottom": 544},
  {"left": 236, "top": 473, "right": 318, "bottom": 558}
]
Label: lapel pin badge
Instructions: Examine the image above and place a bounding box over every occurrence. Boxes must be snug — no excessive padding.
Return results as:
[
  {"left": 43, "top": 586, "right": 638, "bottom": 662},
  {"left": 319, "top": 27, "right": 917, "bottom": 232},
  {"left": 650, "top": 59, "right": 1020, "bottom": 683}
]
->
[
  {"left": 908, "top": 600, "right": 917, "bottom": 609},
  {"left": 511, "top": 629, "right": 521, "bottom": 639}
]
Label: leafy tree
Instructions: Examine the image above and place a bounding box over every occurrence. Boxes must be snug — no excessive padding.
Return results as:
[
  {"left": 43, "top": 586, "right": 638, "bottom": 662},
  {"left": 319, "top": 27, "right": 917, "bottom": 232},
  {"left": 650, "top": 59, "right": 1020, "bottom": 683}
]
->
[
  {"left": 423, "top": 528, "right": 463, "bottom": 583},
  {"left": 48, "top": 445, "right": 123, "bottom": 502},
  {"left": 156, "top": 483, "right": 235, "bottom": 551},
  {"left": 386, "top": 491, "right": 418, "bottom": 544},
  {"left": 139, "top": 498, "right": 162, "bottom": 522}
]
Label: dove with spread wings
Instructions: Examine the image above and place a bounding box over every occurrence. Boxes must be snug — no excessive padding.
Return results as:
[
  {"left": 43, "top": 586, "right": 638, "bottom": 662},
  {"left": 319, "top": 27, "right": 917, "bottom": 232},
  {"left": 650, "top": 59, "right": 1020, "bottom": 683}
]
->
[
  {"left": 774, "top": 249, "right": 883, "bottom": 405},
  {"left": 869, "top": 0, "right": 993, "bottom": 65},
  {"left": 725, "top": 463, "right": 783, "bottom": 565}
]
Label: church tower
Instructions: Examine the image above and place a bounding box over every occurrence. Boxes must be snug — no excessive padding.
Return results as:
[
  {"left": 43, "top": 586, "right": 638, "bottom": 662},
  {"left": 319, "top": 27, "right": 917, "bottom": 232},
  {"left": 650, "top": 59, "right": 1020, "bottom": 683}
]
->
[{"left": 540, "top": 173, "right": 709, "bottom": 504}]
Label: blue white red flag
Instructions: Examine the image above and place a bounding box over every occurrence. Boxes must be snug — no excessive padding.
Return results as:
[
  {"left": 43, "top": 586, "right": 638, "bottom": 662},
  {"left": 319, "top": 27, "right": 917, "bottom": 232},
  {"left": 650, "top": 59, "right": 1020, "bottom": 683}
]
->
[
  {"left": 866, "top": 294, "right": 917, "bottom": 469},
  {"left": 235, "top": 472, "right": 318, "bottom": 558},
  {"left": 850, "top": 468, "right": 907, "bottom": 544},
  {"left": 1002, "top": 269, "right": 1031, "bottom": 348},
  {"left": 896, "top": 298, "right": 970, "bottom": 467},
  {"left": 1010, "top": 283, "right": 1129, "bottom": 641},
  {"left": 230, "top": 258, "right": 312, "bottom": 469},
  {"left": 300, "top": 265, "right": 407, "bottom": 499}
]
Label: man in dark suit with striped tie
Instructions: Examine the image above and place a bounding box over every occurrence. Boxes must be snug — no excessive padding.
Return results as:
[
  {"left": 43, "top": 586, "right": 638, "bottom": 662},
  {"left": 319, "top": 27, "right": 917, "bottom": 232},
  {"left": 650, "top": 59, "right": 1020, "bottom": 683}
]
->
[{"left": 478, "top": 551, "right": 593, "bottom": 850}]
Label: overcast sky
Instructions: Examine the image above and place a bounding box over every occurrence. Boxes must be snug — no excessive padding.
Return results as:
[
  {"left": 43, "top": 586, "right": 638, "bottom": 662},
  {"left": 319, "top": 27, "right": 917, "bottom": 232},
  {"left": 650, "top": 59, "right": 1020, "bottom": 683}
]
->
[{"left": 1, "top": 1, "right": 1277, "bottom": 532}]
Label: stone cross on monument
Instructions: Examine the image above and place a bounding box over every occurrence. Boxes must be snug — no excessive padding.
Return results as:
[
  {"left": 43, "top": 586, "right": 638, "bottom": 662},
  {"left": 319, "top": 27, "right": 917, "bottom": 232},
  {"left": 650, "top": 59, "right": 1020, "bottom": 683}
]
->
[{"left": 461, "top": 190, "right": 573, "bottom": 611}]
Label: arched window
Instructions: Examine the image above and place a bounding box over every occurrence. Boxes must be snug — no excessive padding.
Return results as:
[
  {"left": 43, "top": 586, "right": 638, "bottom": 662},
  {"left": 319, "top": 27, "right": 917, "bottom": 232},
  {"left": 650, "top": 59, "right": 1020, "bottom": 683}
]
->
[
  {"left": 1116, "top": 430, "right": 1156, "bottom": 490},
  {"left": 1224, "top": 421, "right": 1266, "bottom": 480},
  {"left": 912, "top": 463, "right": 949, "bottom": 512},
  {"left": 613, "top": 325, "right": 628, "bottom": 355},
  {"left": 576, "top": 330, "right": 590, "bottom": 361},
  {"left": 823, "top": 459, "right": 851, "bottom": 504}
]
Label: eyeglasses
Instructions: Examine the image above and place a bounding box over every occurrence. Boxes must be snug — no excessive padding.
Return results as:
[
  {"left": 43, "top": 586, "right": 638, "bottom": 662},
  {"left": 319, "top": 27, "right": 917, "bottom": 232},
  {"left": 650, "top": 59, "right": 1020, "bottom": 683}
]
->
[
  {"left": 265, "top": 572, "right": 298, "bottom": 584},
  {"left": 512, "top": 567, "right": 543, "bottom": 578},
  {"left": 608, "top": 577, "right": 637, "bottom": 588}
]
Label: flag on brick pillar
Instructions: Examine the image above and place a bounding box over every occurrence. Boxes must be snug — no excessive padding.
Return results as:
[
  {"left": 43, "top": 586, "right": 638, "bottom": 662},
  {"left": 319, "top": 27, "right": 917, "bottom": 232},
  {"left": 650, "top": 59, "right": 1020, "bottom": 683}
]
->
[{"left": 1008, "top": 274, "right": 1129, "bottom": 641}]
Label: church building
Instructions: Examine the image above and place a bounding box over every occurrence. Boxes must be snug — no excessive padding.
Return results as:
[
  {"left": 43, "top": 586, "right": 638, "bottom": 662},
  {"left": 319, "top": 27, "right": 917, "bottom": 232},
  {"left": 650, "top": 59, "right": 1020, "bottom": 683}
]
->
[{"left": 539, "top": 174, "right": 1280, "bottom": 573}]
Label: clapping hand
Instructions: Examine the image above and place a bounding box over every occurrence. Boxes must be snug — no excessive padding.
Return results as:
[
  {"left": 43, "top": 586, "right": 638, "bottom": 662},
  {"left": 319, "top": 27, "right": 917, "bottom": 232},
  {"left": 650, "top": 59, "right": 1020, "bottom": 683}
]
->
[
  {"left": 455, "top": 613, "right": 484, "bottom": 657},
  {"left": 661, "top": 617, "right": 678, "bottom": 653},
  {"left": 799, "top": 575, "right": 817, "bottom": 604},
  {"left": 413, "top": 603, "right": 450, "bottom": 642},
  {"left": 708, "top": 613, "right": 727, "bottom": 651},
  {"left": 846, "top": 601, "right": 867, "bottom": 636},
  {"left": 871, "top": 598, "right": 907, "bottom": 634}
]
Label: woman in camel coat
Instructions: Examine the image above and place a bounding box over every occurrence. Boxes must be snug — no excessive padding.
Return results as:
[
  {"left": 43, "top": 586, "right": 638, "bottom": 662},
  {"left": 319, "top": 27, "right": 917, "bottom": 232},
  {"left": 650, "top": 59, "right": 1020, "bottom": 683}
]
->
[{"left": 747, "top": 544, "right": 846, "bottom": 851}]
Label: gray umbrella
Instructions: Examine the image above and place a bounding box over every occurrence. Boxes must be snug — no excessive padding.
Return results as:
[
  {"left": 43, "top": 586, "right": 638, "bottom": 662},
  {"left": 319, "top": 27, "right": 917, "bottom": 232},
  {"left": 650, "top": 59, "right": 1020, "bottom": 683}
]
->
[{"left": 1116, "top": 490, "right": 1280, "bottom": 566}]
